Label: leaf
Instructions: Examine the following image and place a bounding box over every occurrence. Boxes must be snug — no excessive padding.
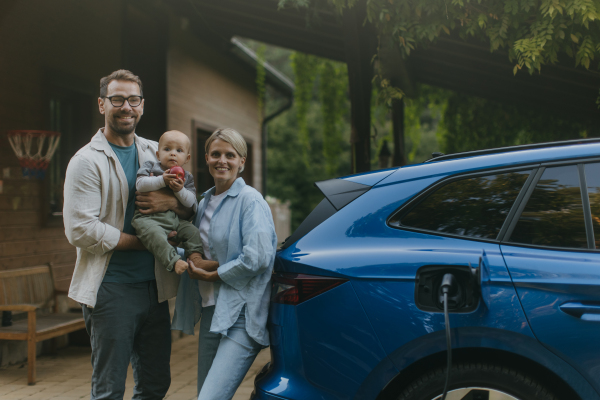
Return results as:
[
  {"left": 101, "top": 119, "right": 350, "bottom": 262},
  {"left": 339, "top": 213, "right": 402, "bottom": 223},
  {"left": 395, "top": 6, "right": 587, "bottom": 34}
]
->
[
  {"left": 566, "top": 46, "right": 574, "bottom": 57},
  {"left": 571, "top": 33, "right": 579, "bottom": 43},
  {"left": 442, "top": 25, "right": 450, "bottom": 35},
  {"left": 513, "top": 64, "right": 519, "bottom": 75}
]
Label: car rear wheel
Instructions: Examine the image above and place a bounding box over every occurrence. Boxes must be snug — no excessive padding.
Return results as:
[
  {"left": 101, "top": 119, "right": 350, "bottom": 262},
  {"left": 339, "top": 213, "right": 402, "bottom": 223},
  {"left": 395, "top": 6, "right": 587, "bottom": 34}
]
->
[{"left": 397, "top": 363, "right": 558, "bottom": 400}]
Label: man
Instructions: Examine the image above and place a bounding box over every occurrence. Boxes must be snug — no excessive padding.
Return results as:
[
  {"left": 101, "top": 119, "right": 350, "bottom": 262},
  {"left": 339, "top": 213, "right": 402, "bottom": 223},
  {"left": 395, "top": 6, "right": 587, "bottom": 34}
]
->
[{"left": 63, "top": 70, "right": 194, "bottom": 400}]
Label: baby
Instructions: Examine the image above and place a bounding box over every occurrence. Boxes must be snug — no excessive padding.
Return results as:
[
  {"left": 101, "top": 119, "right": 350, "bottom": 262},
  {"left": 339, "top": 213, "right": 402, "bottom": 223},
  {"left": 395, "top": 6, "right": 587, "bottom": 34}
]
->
[{"left": 131, "top": 130, "right": 203, "bottom": 274}]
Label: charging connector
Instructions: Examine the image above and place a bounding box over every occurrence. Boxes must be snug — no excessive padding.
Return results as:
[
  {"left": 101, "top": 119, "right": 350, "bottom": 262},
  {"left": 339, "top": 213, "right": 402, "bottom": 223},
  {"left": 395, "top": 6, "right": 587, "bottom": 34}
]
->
[{"left": 439, "top": 273, "right": 458, "bottom": 400}]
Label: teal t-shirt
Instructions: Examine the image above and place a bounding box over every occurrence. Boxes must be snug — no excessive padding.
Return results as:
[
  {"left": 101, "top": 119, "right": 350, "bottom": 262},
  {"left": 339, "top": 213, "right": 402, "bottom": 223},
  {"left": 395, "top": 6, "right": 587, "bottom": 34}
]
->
[{"left": 103, "top": 142, "right": 156, "bottom": 283}]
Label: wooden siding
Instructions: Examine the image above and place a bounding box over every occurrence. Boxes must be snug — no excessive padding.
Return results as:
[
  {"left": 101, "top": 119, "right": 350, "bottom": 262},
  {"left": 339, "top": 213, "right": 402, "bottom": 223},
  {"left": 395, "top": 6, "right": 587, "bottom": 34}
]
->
[
  {"left": 167, "top": 20, "right": 262, "bottom": 191},
  {"left": 0, "top": 0, "right": 124, "bottom": 273}
]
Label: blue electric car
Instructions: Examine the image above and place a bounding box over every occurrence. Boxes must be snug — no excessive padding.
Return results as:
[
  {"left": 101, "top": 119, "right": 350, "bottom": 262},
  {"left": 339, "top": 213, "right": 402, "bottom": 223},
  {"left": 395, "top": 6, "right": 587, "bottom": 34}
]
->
[{"left": 252, "top": 139, "right": 600, "bottom": 400}]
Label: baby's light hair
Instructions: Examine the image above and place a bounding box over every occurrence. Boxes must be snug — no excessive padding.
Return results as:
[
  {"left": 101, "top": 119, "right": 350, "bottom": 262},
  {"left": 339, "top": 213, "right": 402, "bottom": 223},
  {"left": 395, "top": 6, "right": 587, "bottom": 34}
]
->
[{"left": 159, "top": 130, "right": 191, "bottom": 153}]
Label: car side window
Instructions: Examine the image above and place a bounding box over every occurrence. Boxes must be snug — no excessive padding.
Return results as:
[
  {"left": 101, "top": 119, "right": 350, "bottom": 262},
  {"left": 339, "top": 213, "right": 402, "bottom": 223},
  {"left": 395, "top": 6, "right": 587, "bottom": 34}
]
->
[
  {"left": 509, "top": 165, "right": 587, "bottom": 248},
  {"left": 585, "top": 163, "right": 600, "bottom": 248},
  {"left": 391, "top": 171, "right": 531, "bottom": 239}
]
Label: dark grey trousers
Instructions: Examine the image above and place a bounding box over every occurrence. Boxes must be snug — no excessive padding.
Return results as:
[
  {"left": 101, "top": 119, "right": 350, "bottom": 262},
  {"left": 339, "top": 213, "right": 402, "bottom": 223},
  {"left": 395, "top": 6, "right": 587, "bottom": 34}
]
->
[{"left": 82, "top": 281, "right": 171, "bottom": 400}]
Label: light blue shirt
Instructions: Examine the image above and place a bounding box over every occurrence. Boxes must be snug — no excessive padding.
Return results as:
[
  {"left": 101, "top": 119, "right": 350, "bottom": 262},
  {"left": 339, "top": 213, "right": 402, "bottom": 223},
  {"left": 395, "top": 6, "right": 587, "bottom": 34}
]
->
[{"left": 171, "top": 178, "right": 277, "bottom": 346}]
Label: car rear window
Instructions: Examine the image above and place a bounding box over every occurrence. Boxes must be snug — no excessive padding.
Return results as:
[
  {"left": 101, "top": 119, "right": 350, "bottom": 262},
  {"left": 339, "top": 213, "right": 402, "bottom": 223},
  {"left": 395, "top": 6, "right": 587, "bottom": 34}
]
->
[
  {"left": 509, "top": 165, "right": 587, "bottom": 248},
  {"left": 390, "top": 170, "right": 531, "bottom": 239}
]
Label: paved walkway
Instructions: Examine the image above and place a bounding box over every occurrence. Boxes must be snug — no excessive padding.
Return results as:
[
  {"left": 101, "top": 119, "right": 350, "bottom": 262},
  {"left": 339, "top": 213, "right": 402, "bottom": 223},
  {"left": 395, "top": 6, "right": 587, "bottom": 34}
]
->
[{"left": 0, "top": 334, "right": 270, "bottom": 400}]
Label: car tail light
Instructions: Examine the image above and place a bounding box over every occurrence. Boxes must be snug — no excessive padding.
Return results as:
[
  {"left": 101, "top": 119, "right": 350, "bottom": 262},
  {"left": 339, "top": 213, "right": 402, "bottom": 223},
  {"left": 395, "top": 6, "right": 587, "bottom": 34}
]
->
[{"left": 272, "top": 273, "right": 347, "bottom": 305}]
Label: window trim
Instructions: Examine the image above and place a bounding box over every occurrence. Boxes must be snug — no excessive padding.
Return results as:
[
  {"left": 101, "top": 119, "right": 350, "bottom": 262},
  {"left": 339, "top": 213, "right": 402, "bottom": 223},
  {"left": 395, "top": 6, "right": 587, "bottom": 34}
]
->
[
  {"left": 498, "top": 167, "right": 545, "bottom": 242},
  {"left": 387, "top": 164, "right": 540, "bottom": 243},
  {"left": 495, "top": 169, "right": 539, "bottom": 241}
]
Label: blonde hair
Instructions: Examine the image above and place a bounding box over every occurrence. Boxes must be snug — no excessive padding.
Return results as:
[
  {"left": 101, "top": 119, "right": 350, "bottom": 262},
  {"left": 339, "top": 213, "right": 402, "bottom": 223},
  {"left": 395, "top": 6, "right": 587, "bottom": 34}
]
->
[{"left": 205, "top": 128, "right": 247, "bottom": 173}]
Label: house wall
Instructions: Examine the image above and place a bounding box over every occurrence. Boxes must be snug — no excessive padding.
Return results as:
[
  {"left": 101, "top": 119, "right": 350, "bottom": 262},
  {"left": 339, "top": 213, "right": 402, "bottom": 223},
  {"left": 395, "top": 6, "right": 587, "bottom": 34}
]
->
[
  {"left": 0, "top": 0, "right": 123, "bottom": 279},
  {"left": 0, "top": 1, "right": 268, "bottom": 367},
  {"left": 0, "top": 0, "right": 126, "bottom": 367},
  {"left": 166, "top": 20, "right": 263, "bottom": 192}
]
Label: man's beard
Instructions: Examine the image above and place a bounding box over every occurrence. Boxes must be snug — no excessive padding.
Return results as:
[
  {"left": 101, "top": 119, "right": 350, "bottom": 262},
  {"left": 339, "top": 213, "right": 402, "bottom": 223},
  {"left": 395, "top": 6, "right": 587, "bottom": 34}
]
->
[{"left": 108, "top": 115, "right": 139, "bottom": 136}]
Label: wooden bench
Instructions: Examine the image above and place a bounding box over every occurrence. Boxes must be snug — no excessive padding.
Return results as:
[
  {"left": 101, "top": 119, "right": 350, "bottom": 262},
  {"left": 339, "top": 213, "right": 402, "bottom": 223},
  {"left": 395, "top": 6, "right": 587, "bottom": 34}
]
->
[{"left": 0, "top": 263, "right": 85, "bottom": 385}]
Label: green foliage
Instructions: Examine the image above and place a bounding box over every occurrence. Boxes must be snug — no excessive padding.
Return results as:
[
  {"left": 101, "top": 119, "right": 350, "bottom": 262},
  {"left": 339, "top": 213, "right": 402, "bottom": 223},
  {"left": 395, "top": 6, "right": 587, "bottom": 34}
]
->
[
  {"left": 438, "top": 91, "right": 589, "bottom": 153},
  {"left": 278, "top": 0, "right": 312, "bottom": 9},
  {"left": 401, "top": 85, "right": 448, "bottom": 162},
  {"left": 267, "top": 101, "right": 351, "bottom": 230},
  {"left": 365, "top": 0, "right": 600, "bottom": 73},
  {"left": 292, "top": 0, "right": 600, "bottom": 103},
  {"left": 292, "top": 51, "right": 351, "bottom": 172},
  {"left": 319, "top": 61, "right": 349, "bottom": 175},
  {"left": 255, "top": 44, "right": 267, "bottom": 125},
  {"left": 291, "top": 52, "right": 320, "bottom": 164}
]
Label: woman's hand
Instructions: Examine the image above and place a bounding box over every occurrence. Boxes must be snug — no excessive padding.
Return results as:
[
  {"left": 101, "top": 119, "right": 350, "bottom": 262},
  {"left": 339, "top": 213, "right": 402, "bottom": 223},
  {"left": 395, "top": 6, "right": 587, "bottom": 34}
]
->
[{"left": 188, "top": 259, "right": 220, "bottom": 282}]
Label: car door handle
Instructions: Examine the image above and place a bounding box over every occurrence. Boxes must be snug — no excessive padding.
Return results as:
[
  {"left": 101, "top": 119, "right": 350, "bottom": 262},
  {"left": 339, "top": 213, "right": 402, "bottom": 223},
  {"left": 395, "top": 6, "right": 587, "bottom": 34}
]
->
[{"left": 559, "top": 302, "right": 600, "bottom": 321}]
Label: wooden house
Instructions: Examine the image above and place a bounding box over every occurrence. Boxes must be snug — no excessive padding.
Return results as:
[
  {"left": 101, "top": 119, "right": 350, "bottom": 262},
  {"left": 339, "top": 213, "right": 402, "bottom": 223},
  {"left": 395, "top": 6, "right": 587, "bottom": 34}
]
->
[{"left": 0, "top": 0, "right": 292, "bottom": 366}]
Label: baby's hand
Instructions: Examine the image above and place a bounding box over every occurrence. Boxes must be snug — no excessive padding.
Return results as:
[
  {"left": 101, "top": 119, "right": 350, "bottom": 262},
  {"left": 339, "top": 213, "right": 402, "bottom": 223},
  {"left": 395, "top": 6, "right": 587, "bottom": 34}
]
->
[
  {"left": 168, "top": 178, "right": 184, "bottom": 192},
  {"left": 174, "top": 260, "right": 188, "bottom": 275},
  {"left": 163, "top": 170, "right": 178, "bottom": 187}
]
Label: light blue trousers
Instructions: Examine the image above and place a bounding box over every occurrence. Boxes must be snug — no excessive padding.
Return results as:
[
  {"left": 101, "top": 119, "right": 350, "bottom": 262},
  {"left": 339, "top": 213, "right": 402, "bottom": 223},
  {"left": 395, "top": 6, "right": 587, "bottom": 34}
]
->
[{"left": 197, "top": 305, "right": 262, "bottom": 400}]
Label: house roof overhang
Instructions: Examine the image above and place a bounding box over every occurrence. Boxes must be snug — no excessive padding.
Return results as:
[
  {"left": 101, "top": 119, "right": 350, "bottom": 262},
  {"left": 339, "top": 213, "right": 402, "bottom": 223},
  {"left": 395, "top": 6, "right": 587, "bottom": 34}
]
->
[{"left": 169, "top": 0, "right": 600, "bottom": 122}]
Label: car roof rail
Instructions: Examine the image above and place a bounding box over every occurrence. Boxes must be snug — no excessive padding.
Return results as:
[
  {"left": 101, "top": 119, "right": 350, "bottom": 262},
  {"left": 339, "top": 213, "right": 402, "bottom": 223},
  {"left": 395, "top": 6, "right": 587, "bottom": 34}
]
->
[{"left": 424, "top": 138, "right": 600, "bottom": 163}]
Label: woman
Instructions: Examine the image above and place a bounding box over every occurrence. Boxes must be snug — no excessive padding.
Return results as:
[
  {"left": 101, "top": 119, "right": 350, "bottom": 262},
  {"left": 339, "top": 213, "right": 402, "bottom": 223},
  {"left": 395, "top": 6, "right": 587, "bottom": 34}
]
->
[{"left": 172, "top": 128, "right": 277, "bottom": 400}]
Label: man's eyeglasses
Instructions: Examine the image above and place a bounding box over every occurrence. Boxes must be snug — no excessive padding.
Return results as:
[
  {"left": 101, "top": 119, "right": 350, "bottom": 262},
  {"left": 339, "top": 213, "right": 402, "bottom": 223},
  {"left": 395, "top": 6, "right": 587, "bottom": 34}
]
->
[{"left": 104, "top": 95, "right": 143, "bottom": 107}]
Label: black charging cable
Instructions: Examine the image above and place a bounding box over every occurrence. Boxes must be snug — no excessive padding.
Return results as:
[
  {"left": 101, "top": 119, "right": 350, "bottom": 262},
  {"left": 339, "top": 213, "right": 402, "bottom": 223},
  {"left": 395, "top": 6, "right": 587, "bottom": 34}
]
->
[{"left": 439, "top": 273, "right": 457, "bottom": 400}]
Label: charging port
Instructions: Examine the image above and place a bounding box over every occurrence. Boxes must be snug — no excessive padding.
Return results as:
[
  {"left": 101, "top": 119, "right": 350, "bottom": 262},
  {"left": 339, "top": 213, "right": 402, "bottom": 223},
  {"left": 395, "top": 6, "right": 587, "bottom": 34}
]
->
[{"left": 415, "top": 265, "right": 480, "bottom": 313}]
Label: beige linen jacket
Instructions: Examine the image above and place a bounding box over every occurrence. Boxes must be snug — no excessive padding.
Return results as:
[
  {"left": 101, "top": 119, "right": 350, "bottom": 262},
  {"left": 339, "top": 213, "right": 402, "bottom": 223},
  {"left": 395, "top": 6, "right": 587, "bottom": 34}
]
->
[{"left": 63, "top": 129, "right": 181, "bottom": 307}]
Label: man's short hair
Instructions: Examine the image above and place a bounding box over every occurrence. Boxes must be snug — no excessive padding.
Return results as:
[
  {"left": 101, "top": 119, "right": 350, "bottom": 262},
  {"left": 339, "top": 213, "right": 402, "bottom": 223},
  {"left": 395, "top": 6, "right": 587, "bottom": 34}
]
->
[{"left": 99, "top": 70, "right": 143, "bottom": 98}]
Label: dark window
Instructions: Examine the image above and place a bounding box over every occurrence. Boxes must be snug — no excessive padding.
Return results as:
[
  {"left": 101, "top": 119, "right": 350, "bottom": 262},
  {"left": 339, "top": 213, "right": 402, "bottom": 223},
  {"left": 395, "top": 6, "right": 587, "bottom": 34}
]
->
[
  {"left": 46, "top": 88, "right": 93, "bottom": 226},
  {"left": 584, "top": 163, "right": 600, "bottom": 248},
  {"left": 195, "top": 127, "right": 213, "bottom": 197},
  {"left": 239, "top": 141, "right": 254, "bottom": 189},
  {"left": 509, "top": 165, "right": 587, "bottom": 248},
  {"left": 393, "top": 171, "right": 531, "bottom": 239}
]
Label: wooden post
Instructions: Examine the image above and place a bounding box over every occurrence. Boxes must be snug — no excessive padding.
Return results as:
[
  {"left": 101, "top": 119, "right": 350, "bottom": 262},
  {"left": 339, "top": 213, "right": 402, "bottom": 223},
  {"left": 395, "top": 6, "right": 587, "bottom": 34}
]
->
[
  {"left": 392, "top": 99, "right": 406, "bottom": 166},
  {"left": 343, "top": 4, "right": 376, "bottom": 174},
  {"left": 27, "top": 310, "right": 36, "bottom": 385}
]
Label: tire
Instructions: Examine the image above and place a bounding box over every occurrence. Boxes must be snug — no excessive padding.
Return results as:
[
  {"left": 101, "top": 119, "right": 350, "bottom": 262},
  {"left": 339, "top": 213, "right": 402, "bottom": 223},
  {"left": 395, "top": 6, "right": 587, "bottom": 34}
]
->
[{"left": 397, "top": 363, "right": 558, "bottom": 400}]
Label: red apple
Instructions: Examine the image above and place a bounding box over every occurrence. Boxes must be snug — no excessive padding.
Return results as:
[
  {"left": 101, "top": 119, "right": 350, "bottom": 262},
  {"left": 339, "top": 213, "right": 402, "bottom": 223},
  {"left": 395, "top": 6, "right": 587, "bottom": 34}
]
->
[{"left": 170, "top": 166, "right": 185, "bottom": 182}]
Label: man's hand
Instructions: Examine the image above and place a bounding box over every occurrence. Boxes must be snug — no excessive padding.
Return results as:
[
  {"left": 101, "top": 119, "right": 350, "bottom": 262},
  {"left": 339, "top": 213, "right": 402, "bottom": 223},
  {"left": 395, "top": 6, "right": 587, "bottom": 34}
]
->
[
  {"left": 167, "top": 231, "right": 179, "bottom": 247},
  {"left": 136, "top": 188, "right": 178, "bottom": 215},
  {"left": 187, "top": 259, "right": 220, "bottom": 282},
  {"left": 135, "top": 187, "right": 194, "bottom": 219}
]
